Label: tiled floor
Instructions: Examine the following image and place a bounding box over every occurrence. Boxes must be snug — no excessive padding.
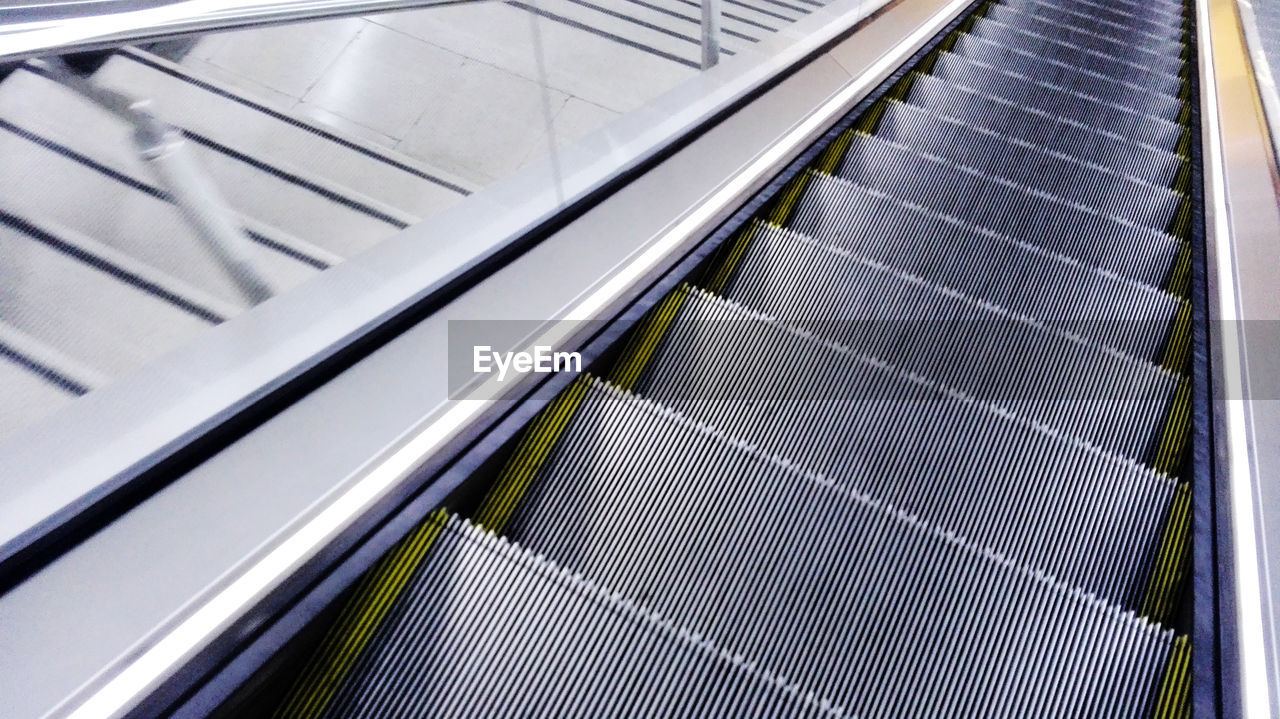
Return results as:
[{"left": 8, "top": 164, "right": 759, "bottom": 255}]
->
[
  {"left": 180, "top": 3, "right": 695, "bottom": 186},
  {"left": 175, "top": 0, "right": 837, "bottom": 188}
]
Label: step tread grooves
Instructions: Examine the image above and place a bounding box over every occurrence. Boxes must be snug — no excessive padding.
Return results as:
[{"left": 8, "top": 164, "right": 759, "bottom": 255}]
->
[{"left": 276, "top": 0, "right": 1199, "bottom": 712}]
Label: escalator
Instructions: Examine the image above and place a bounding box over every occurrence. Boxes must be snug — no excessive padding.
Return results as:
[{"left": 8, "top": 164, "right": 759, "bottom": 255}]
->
[{"left": 231, "top": 0, "right": 1204, "bottom": 715}]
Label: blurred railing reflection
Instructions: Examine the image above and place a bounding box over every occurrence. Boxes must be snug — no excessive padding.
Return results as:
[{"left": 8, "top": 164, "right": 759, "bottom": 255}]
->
[{"left": 0, "top": 0, "right": 847, "bottom": 440}]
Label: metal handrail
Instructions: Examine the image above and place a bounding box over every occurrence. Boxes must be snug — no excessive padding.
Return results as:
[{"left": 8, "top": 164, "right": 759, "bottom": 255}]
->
[{"left": 0, "top": 0, "right": 481, "bottom": 63}]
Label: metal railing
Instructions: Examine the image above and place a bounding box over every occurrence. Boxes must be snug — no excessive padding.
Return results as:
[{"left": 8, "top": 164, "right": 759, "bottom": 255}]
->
[{"left": 701, "top": 0, "right": 723, "bottom": 69}]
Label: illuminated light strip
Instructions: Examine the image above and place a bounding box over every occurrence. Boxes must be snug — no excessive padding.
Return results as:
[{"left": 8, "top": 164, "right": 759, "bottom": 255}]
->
[
  {"left": 1197, "top": 0, "right": 1276, "bottom": 713},
  {"left": 54, "top": 0, "right": 975, "bottom": 715}
]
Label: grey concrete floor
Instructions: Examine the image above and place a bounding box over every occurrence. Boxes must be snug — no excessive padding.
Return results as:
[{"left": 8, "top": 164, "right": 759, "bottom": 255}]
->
[{"left": 176, "top": 2, "right": 703, "bottom": 187}]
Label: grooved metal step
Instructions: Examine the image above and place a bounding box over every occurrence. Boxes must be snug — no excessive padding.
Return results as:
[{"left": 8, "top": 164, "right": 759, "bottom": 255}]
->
[
  {"left": 312, "top": 514, "right": 847, "bottom": 719},
  {"left": 616, "top": 287, "right": 1178, "bottom": 606},
  {"left": 970, "top": 17, "right": 1182, "bottom": 90},
  {"left": 833, "top": 133, "right": 1181, "bottom": 263},
  {"left": 953, "top": 35, "right": 1182, "bottom": 119},
  {"left": 1003, "top": 0, "right": 1184, "bottom": 39},
  {"left": 984, "top": 4, "right": 1184, "bottom": 69},
  {"left": 490, "top": 378, "right": 1178, "bottom": 717},
  {"left": 904, "top": 73, "right": 1184, "bottom": 185},
  {"left": 1060, "top": 0, "right": 1185, "bottom": 24},
  {"left": 874, "top": 99, "right": 1184, "bottom": 223},
  {"left": 740, "top": 216, "right": 1180, "bottom": 361},
  {"left": 995, "top": 1, "right": 1184, "bottom": 48},
  {"left": 636, "top": 287, "right": 1177, "bottom": 467},
  {"left": 1002, "top": 3, "right": 1183, "bottom": 48},
  {"left": 931, "top": 52, "right": 1185, "bottom": 149}
]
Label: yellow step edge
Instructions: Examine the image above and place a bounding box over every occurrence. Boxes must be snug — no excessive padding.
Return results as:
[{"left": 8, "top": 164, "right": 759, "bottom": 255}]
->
[
  {"left": 1161, "top": 300, "right": 1193, "bottom": 371},
  {"left": 766, "top": 173, "right": 813, "bottom": 227},
  {"left": 473, "top": 374, "right": 593, "bottom": 534},
  {"left": 816, "top": 130, "right": 857, "bottom": 174},
  {"left": 272, "top": 509, "right": 449, "bottom": 719},
  {"left": 854, "top": 101, "right": 889, "bottom": 135},
  {"left": 1169, "top": 199, "right": 1192, "bottom": 240},
  {"left": 1172, "top": 159, "right": 1191, "bottom": 198},
  {"left": 1151, "top": 635, "right": 1192, "bottom": 718},
  {"left": 1167, "top": 242, "right": 1192, "bottom": 298},
  {"left": 705, "top": 223, "right": 764, "bottom": 295},
  {"left": 1154, "top": 379, "right": 1192, "bottom": 476},
  {"left": 608, "top": 286, "right": 692, "bottom": 390},
  {"left": 1141, "top": 483, "right": 1192, "bottom": 624}
]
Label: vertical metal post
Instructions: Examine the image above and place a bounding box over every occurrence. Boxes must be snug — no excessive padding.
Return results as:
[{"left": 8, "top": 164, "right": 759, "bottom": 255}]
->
[
  {"left": 528, "top": 0, "right": 566, "bottom": 206},
  {"left": 700, "top": 0, "right": 722, "bottom": 69},
  {"left": 137, "top": 119, "right": 274, "bottom": 306},
  {"left": 35, "top": 58, "right": 273, "bottom": 307}
]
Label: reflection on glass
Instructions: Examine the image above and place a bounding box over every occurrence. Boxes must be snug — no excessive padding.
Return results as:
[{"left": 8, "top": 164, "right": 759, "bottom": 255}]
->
[
  {"left": 0, "top": 0, "right": 845, "bottom": 442},
  {"left": 1239, "top": 0, "right": 1280, "bottom": 164}
]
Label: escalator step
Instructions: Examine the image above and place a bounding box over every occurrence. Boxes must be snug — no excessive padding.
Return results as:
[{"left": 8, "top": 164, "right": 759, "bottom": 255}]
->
[
  {"left": 491, "top": 377, "right": 1178, "bottom": 717},
  {"left": 313, "top": 513, "right": 845, "bottom": 719},
  {"left": 931, "top": 53, "right": 1184, "bottom": 150},
  {"left": 731, "top": 217, "right": 1180, "bottom": 362},
  {"left": 1002, "top": 11, "right": 1183, "bottom": 52},
  {"left": 634, "top": 285, "right": 1176, "bottom": 477},
  {"left": 1003, "top": 0, "right": 1185, "bottom": 39},
  {"left": 997, "top": 1, "right": 1185, "bottom": 47},
  {"left": 969, "top": 17, "right": 1182, "bottom": 90},
  {"left": 614, "top": 284, "right": 1178, "bottom": 606},
  {"left": 714, "top": 239, "right": 1179, "bottom": 435},
  {"left": 834, "top": 132, "right": 1179, "bottom": 257},
  {"left": 1085, "top": 0, "right": 1185, "bottom": 17},
  {"left": 873, "top": 100, "right": 1184, "bottom": 222},
  {"left": 953, "top": 35, "right": 1182, "bottom": 119},
  {"left": 791, "top": 171, "right": 1178, "bottom": 292},
  {"left": 904, "top": 73, "right": 1184, "bottom": 185},
  {"left": 985, "top": 4, "right": 1185, "bottom": 69}
]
